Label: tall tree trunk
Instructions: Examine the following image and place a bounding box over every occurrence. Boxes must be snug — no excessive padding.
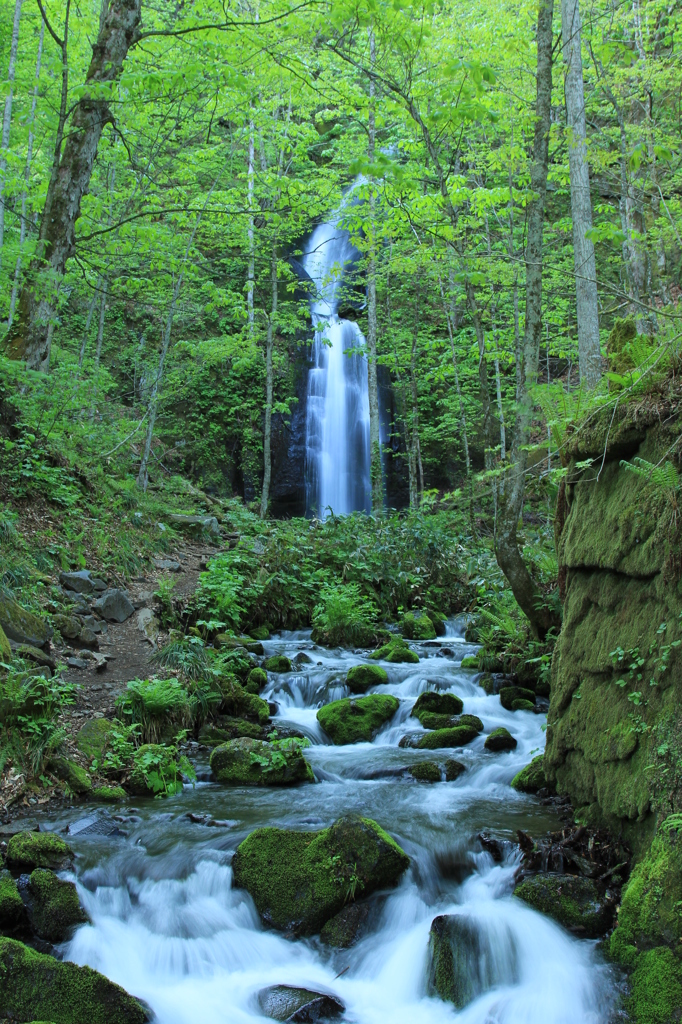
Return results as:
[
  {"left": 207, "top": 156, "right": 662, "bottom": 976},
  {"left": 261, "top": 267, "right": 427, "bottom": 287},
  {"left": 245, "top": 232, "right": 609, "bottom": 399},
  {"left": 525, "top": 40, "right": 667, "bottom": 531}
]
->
[
  {"left": 495, "top": 0, "right": 560, "bottom": 639},
  {"left": 464, "top": 279, "right": 495, "bottom": 471},
  {"left": 5, "top": 0, "right": 142, "bottom": 370},
  {"left": 260, "top": 243, "right": 277, "bottom": 518},
  {"left": 367, "top": 29, "right": 383, "bottom": 514},
  {"left": 89, "top": 277, "right": 108, "bottom": 418},
  {"left": 247, "top": 117, "right": 255, "bottom": 335},
  {"left": 8, "top": 18, "right": 45, "bottom": 328},
  {"left": 0, "top": 0, "right": 22, "bottom": 269},
  {"left": 409, "top": 279, "right": 422, "bottom": 508},
  {"left": 78, "top": 276, "right": 103, "bottom": 368},
  {"left": 561, "top": 0, "right": 601, "bottom": 385}
]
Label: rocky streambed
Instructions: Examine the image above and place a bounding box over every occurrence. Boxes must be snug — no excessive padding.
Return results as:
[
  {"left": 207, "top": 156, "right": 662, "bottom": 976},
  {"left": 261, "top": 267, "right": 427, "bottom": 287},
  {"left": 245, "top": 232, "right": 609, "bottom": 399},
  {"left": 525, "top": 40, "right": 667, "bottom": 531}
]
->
[{"left": 2, "top": 621, "right": 621, "bottom": 1023}]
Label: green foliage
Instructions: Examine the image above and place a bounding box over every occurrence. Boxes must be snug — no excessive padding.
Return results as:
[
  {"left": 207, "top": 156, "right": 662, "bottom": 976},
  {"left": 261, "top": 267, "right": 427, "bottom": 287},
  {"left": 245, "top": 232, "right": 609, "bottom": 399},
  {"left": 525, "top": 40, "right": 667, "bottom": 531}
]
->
[
  {"left": 149, "top": 635, "right": 211, "bottom": 680},
  {"left": 115, "top": 678, "right": 190, "bottom": 744},
  {"left": 312, "top": 583, "right": 380, "bottom": 647},
  {"left": 129, "top": 743, "right": 195, "bottom": 797},
  {"left": 0, "top": 670, "right": 76, "bottom": 774}
]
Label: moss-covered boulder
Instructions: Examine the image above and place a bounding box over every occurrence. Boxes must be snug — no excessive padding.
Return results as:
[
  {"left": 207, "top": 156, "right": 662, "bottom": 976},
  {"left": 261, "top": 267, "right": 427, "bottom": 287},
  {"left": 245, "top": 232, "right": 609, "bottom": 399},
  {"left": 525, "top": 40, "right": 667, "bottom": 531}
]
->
[
  {"left": 249, "top": 625, "right": 271, "bottom": 641},
  {"left": 408, "top": 762, "right": 441, "bottom": 782},
  {"left": 411, "top": 691, "right": 463, "bottom": 721},
  {"left": 425, "top": 610, "right": 447, "bottom": 636},
  {"left": 264, "top": 655, "right": 292, "bottom": 673},
  {"left": 0, "top": 937, "right": 150, "bottom": 1023},
  {"left": 210, "top": 737, "right": 314, "bottom": 786},
  {"left": 628, "top": 946, "right": 682, "bottom": 1024},
  {"left": 514, "top": 873, "right": 614, "bottom": 937},
  {"left": 460, "top": 655, "right": 479, "bottom": 669},
  {"left": 320, "top": 901, "right": 371, "bottom": 948},
  {"left": 369, "top": 637, "right": 419, "bottom": 664},
  {"left": 257, "top": 985, "right": 344, "bottom": 1022},
  {"left": 500, "top": 686, "right": 536, "bottom": 710},
  {"left": 246, "top": 667, "right": 268, "bottom": 693},
  {"left": 127, "top": 744, "right": 185, "bottom": 797},
  {"left": 317, "top": 694, "right": 399, "bottom": 745},
  {"left": 511, "top": 698, "right": 535, "bottom": 712},
  {"left": 0, "top": 870, "right": 25, "bottom": 932},
  {"left": 0, "top": 623, "right": 11, "bottom": 664},
  {"left": 0, "top": 593, "right": 52, "bottom": 648},
  {"left": 418, "top": 713, "right": 456, "bottom": 730},
  {"left": 400, "top": 612, "right": 436, "bottom": 641},
  {"left": 198, "top": 718, "right": 263, "bottom": 746},
  {"left": 76, "top": 718, "right": 115, "bottom": 762},
  {"left": 52, "top": 613, "right": 81, "bottom": 640},
  {"left": 427, "top": 914, "right": 512, "bottom": 1009},
  {"left": 417, "top": 725, "right": 479, "bottom": 750},
  {"left": 218, "top": 676, "right": 270, "bottom": 724},
  {"left": 484, "top": 728, "right": 517, "bottom": 752},
  {"left": 511, "top": 756, "right": 547, "bottom": 794},
  {"left": 6, "top": 832, "right": 72, "bottom": 873},
  {"left": 48, "top": 756, "right": 92, "bottom": 795},
  {"left": 231, "top": 815, "right": 410, "bottom": 936},
  {"left": 25, "top": 869, "right": 88, "bottom": 942},
  {"left": 92, "top": 786, "right": 126, "bottom": 803},
  {"left": 445, "top": 760, "right": 466, "bottom": 781},
  {"left": 346, "top": 664, "right": 389, "bottom": 694}
]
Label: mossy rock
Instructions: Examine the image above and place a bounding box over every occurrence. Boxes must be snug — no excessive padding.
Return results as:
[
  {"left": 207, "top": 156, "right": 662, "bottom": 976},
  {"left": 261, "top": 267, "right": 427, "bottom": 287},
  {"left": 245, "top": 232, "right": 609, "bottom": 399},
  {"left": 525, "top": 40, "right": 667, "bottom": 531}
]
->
[
  {"left": 611, "top": 825, "right": 682, "bottom": 964},
  {"left": 210, "top": 737, "right": 314, "bottom": 786},
  {"left": 460, "top": 655, "right": 479, "bottom": 669},
  {"left": 500, "top": 686, "right": 536, "bottom": 711},
  {"left": 0, "top": 870, "right": 25, "bottom": 931},
  {"left": 0, "top": 937, "right": 150, "bottom": 1023},
  {"left": 257, "top": 985, "right": 344, "bottom": 1021},
  {"left": 199, "top": 718, "right": 263, "bottom": 746},
  {"left": 425, "top": 610, "right": 447, "bottom": 636},
  {"left": 346, "top": 664, "right": 389, "bottom": 695},
  {"left": 444, "top": 760, "right": 466, "bottom": 781},
  {"left": 511, "top": 755, "right": 547, "bottom": 794},
  {"left": 514, "top": 873, "right": 614, "bottom": 937},
  {"left": 484, "top": 727, "right": 517, "bottom": 752},
  {"left": 48, "top": 756, "right": 92, "bottom": 795},
  {"left": 317, "top": 694, "right": 399, "bottom": 745},
  {"left": 0, "top": 592, "right": 52, "bottom": 647},
  {"left": 319, "top": 902, "right": 371, "bottom": 948},
  {"left": 25, "top": 869, "right": 88, "bottom": 943},
  {"left": 246, "top": 667, "right": 268, "bottom": 692},
  {"left": 127, "top": 744, "right": 184, "bottom": 797},
  {"left": 511, "top": 698, "right": 535, "bottom": 712},
  {"left": 458, "top": 714, "right": 483, "bottom": 732},
  {"left": 418, "top": 713, "right": 456, "bottom": 730},
  {"left": 218, "top": 677, "right": 270, "bottom": 724},
  {"left": 264, "top": 655, "right": 292, "bottom": 673},
  {"left": 369, "top": 637, "right": 419, "bottom": 664},
  {"left": 0, "top": 624, "right": 11, "bottom": 665},
  {"left": 428, "top": 913, "right": 510, "bottom": 1009},
  {"left": 408, "top": 762, "right": 441, "bottom": 782},
  {"left": 231, "top": 815, "right": 410, "bottom": 936},
  {"left": 628, "top": 946, "right": 682, "bottom": 1024},
  {"left": 478, "top": 673, "right": 495, "bottom": 695},
  {"left": 52, "top": 613, "right": 81, "bottom": 640},
  {"left": 76, "top": 718, "right": 115, "bottom": 762},
  {"left": 6, "top": 832, "right": 72, "bottom": 873},
  {"left": 249, "top": 625, "right": 271, "bottom": 641},
  {"left": 400, "top": 612, "right": 436, "bottom": 641},
  {"left": 92, "top": 786, "right": 126, "bottom": 803},
  {"left": 606, "top": 316, "right": 638, "bottom": 373},
  {"left": 411, "top": 691, "right": 463, "bottom": 721},
  {"left": 417, "top": 725, "right": 478, "bottom": 750}
]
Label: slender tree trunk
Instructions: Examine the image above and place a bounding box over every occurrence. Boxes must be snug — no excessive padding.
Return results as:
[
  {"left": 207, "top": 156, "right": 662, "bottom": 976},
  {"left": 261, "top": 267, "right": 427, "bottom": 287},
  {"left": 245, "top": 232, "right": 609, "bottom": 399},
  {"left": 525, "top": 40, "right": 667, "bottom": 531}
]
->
[
  {"left": 464, "top": 279, "right": 495, "bottom": 471},
  {"left": 495, "top": 0, "right": 560, "bottom": 639},
  {"left": 561, "top": 0, "right": 601, "bottom": 385},
  {"left": 5, "top": 0, "right": 142, "bottom": 370},
  {"left": 494, "top": 357, "right": 506, "bottom": 460},
  {"left": 78, "top": 275, "right": 103, "bottom": 368},
  {"left": 0, "top": 0, "right": 22, "bottom": 270},
  {"left": 89, "top": 277, "right": 108, "bottom": 418},
  {"left": 366, "top": 29, "right": 383, "bottom": 514},
  {"left": 8, "top": 18, "right": 45, "bottom": 328},
  {"left": 260, "top": 243, "right": 277, "bottom": 518},
  {"left": 409, "top": 280, "right": 422, "bottom": 508},
  {"left": 247, "top": 118, "right": 255, "bottom": 335}
]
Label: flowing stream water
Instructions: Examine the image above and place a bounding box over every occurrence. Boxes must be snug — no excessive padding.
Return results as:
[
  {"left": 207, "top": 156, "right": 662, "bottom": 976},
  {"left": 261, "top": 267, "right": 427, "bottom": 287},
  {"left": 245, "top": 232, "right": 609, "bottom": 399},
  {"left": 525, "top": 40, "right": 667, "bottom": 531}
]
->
[{"left": 44, "top": 620, "right": 618, "bottom": 1024}]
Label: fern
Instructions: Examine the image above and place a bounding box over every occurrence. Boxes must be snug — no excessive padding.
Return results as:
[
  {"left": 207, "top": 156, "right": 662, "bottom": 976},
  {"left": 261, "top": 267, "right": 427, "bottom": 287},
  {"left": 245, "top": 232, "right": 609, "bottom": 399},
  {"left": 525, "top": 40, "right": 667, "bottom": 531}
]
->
[{"left": 620, "top": 457, "right": 680, "bottom": 495}]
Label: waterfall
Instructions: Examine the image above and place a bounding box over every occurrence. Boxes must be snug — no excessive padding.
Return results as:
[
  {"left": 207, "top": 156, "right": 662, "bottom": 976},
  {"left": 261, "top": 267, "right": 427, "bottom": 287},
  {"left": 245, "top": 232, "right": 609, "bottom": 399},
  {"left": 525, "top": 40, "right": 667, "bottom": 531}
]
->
[{"left": 303, "top": 200, "right": 371, "bottom": 519}]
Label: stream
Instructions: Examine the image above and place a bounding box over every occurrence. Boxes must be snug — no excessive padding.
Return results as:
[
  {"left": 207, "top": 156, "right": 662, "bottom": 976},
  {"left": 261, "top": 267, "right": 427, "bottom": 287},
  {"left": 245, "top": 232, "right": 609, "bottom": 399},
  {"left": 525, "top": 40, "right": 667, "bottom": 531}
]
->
[{"left": 46, "top": 619, "right": 617, "bottom": 1023}]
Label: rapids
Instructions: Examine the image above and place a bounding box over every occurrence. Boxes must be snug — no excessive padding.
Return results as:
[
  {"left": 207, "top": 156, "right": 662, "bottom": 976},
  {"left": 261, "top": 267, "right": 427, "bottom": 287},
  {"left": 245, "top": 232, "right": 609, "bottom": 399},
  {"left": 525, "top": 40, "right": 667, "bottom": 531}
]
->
[{"left": 48, "top": 620, "right": 617, "bottom": 1023}]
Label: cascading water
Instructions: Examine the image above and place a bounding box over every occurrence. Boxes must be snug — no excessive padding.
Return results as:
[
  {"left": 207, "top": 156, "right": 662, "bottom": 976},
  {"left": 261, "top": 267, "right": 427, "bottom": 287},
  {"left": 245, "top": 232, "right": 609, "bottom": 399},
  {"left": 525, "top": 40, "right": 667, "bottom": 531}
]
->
[
  {"left": 52, "top": 619, "right": 618, "bottom": 1024},
  {"left": 303, "top": 199, "right": 371, "bottom": 518}
]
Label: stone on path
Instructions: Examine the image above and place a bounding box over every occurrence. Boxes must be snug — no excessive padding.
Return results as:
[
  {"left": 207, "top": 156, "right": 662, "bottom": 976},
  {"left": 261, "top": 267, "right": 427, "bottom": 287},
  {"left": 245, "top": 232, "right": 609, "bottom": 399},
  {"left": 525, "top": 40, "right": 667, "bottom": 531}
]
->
[{"left": 93, "top": 588, "right": 135, "bottom": 622}]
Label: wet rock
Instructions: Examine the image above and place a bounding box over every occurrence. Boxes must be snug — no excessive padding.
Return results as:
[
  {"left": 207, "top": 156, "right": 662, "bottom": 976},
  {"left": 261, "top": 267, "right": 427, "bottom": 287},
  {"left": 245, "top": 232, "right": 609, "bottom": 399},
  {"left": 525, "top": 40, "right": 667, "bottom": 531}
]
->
[
  {"left": 5, "top": 831, "right": 73, "bottom": 873},
  {"left": 168, "top": 513, "right": 221, "bottom": 538},
  {"left": 76, "top": 718, "right": 115, "bottom": 761},
  {"left": 210, "top": 737, "right": 314, "bottom": 786},
  {"left": 477, "top": 833, "right": 505, "bottom": 862},
  {"left": 478, "top": 672, "right": 496, "bottom": 695},
  {"left": 0, "top": 591, "right": 52, "bottom": 648},
  {"left": 198, "top": 718, "right": 263, "bottom": 745},
  {"left": 92, "top": 786, "right": 126, "bottom": 803},
  {"left": 484, "top": 727, "right": 518, "bottom": 752},
  {"left": 257, "top": 985, "right": 345, "bottom": 1022},
  {"left": 264, "top": 655, "right": 292, "bottom": 673},
  {"left": 417, "top": 725, "right": 479, "bottom": 750},
  {"left": 218, "top": 678, "right": 270, "bottom": 724},
  {"left": 425, "top": 610, "right": 447, "bottom": 636},
  {"left": 246, "top": 667, "right": 268, "bottom": 692},
  {"left": 511, "top": 698, "right": 535, "bottom": 712},
  {"left": 400, "top": 611, "right": 436, "bottom": 641},
  {"left": 513, "top": 873, "right": 615, "bottom": 936},
  {"left": 48, "top": 755, "right": 92, "bottom": 794},
  {"left": 444, "top": 760, "right": 466, "bottom": 781},
  {"left": 511, "top": 755, "right": 548, "bottom": 794},
  {"left": 78, "top": 626, "right": 99, "bottom": 650},
  {"left": 52, "top": 613, "right": 82, "bottom": 639},
  {"left": 437, "top": 647, "right": 455, "bottom": 658},
  {"left": 67, "top": 815, "right": 125, "bottom": 837},
  {"left": 411, "top": 691, "right": 463, "bottom": 721},
  {"left": 408, "top": 761, "right": 441, "bottom": 782},
  {"left": 232, "top": 815, "right": 409, "bottom": 936},
  {"left": 0, "top": 936, "right": 150, "bottom": 1023},
  {"left": 320, "top": 901, "right": 373, "bottom": 948},
  {"left": 93, "top": 588, "right": 135, "bottom": 623},
  {"left": 346, "top": 663, "right": 389, "bottom": 694},
  {"left": 369, "top": 637, "right": 419, "bottom": 664},
  {"left": 21, "top": 868, "right": 88, "bottom": 942},
  {"left": 499, "top": 686, "right": 536, "bottom": 711},
  {"left": 293, "top": 652, "right": 313, "bottom": 666},
  {"left": 428, "top": 913, "right": 516, "bottom": 1008},
  {"left": 317, "top": 694, "right": 400, "bottom": 745},
  {"left": 0, "top": 870, "right": 26, "bottom": 932}
]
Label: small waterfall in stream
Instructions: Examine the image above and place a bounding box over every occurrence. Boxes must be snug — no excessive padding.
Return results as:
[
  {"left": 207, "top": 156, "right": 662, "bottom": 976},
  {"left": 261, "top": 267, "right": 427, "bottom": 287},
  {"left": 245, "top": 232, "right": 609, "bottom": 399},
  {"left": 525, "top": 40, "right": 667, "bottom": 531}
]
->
[{"left": 303, "top": 199, "right": 371, "bottom": 518}]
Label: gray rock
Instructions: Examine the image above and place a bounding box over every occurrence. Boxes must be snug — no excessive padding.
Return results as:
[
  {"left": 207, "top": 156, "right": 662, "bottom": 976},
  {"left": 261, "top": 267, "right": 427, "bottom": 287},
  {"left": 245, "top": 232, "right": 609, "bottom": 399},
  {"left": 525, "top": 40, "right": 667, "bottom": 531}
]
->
[
  {"left": 93, "top": 589, "right": 135, "bottom": 623},
  {"left": 427, "top": 913, "right": 517, "bottom": 1009},
  {"left": 136, "top": 607, "right": 158, "bottom": 642},
  {"left": 66, "top": 658, "right": 89, "bottom": 669},
  {"left": 152, "top": 558, "right": 181, "bottom": 571},
  {"left": 257, "top": 986, "right": 345, "bottom": 1022},
  {"left": 168, "top": 513, "right": 221, "bottom": 538},
  {"left": 16, "top": 644, "right": 56, "bottom": 671},
  {"left": 59, "top": 570, "right": 107, "bottom": 594},
  {"left": 78, "top": 627, "right": 99, "bottom": 650},
  {"left": 0, "top": 592, "right": 52, "bottom": 648},
  {"left": 293, "top": 652, "right": 313, "bottom": 666}
]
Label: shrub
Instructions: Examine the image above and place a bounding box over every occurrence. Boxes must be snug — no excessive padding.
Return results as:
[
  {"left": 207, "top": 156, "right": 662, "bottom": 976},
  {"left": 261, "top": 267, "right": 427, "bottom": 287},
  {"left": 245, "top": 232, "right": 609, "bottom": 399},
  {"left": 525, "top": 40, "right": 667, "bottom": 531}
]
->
[
  {"left": 149, "top": 636, "right": 210, "bottom": 680},
  {"left": 311, "top": 583, "right": 381, "bottom": 648},
  {"left": 115, "top": 678, "right": 191, "bottom": 743},
  {"left": 0, "top": 671, "right": 76, "bottom": 774}
]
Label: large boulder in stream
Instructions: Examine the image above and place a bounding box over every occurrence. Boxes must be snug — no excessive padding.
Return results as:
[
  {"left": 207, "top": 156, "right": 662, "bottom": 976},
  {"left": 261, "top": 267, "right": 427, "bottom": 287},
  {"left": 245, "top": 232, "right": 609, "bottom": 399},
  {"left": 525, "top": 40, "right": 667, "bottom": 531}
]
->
[
  {"left": 411, "top": 691, "right": 463, "bottom": 721},
  {"left": 6, "top": 831, "right": 73, "bottom": 873},
  {"left": 21, "top": 868, "right": 88, "bottom": 942},
  {"left": 369, "top": 637, "right": 419, "bottom": 664},
  {"left": 484, "top": 727, "right": 517, "bottom": 752},
  {"left": 346, "top": 664, "right": 388, "bottom": 694},
  {"left": 427, "top": 913, "right": 517, "bottom": 1009},
  {"left": 400, "top": 612, "right": 436, "bottom": 640},
  {"left": 210, "top": 737, "right": 314, "bottom": 786},
  {"left": 317, "top": 694, "right": 399, "bottom": 745},
  {"left": 511, "top": 755, "right": 548, "bottom": 794},
  {"left": 257, "top": 984, "right": 345, "bottom": 1022},
  {"left": 232, "top": 815, "right": 410, "bottom": 936},
  {"left": 416, "top": 725, "right": 479, "bottom": 750},
  {"left": 513, "top": 873, "right": 615, "bottom": 936},
  {"left": 0, "top": 937, "right": 150, "bottom": 1023}
]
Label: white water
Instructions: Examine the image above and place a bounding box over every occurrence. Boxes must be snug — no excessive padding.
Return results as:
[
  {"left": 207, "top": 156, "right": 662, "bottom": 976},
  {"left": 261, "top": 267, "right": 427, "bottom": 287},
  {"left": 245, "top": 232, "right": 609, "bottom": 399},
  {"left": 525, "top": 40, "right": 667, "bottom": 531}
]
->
[
  {"left": 56, "top": 622, "right": 617, "bottom": 1024},
  {"left": 303, "top": 198, "right": 371, "bottom": 518}
]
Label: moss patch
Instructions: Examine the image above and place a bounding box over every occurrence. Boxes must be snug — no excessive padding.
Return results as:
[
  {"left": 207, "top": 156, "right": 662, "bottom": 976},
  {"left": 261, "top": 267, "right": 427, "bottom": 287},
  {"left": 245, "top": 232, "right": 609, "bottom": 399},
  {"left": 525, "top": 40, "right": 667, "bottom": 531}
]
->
[
  {"left": 264, "top": 655, "right": 292, "bottom": 673},
  {"left": 417, "top": 725, "right": 478, "bottom": 750},
  {"left": 369, "top": 637, "right": 419, "bottom": 664},
  {"left": 628, "top": 946, "right": 682, "bottom": 1024},
  {"left": 6, "top": 832, "right": 72, "bottom": 873},
  {"left": 218, "top": 677, "right": 270, "bottom": 724},
  {"left": 199, "top": 718, "right": 263, "bottom": 745},
  {"left": 400, "top": 612, "right": 436, "bottom": 641},
  {"left": 611, "top": 827, "right": 682, "bottom": 962},
  {"left": 0, "top": 937, "right": 149, "bottom": 1023},
  {"left": 460, "top": 655, "right": 478, "bottom": 669},
  {"left": 411, "top": 692, "right": 463, "bottom": 721},
  {"left": 76, "top": 718, "right": 115, "bottom": 762},
  {"left": 92, "top": 786, "right": 126, "bottom": 802},
  {"left": 0, "top": 870, "right": 25, "bottom": 931},
  {"left": 246, "top": 667, "right": 267, "bottom": 692},
  {"left": 511, "top": 756, "right": 547, "bottom": 794},
  {"left": 484, "top": 728, "right": 517, "bottom": 752},
  {"left": 48, "top": 756, "right": 92, "bottom": 795},
  {"left": 27, "top": 869, "right": 88, "bottom": 943},
  {"left": 514, "top": 873, "right": 613, "bottom": 937},
  {"left": 0, "top": 624, "right": 11, "bottom": 664},
  {"left": 346, "top": 664, "right": 389, "bottom": 694},
  {"left": 210, "top": 737, "right": 314, "bottom": 786},
  {"left": 408, "top": 762, "right": 441, "bottom": 782},
  {"left": 231, "top": 815, "right": 409, "bottom": 936},
  {"left": 317, "top": 694, "right": 399, "bottom": 745},
  {"left": 0, "top": 592, "right": 52, "bottom": 647},
  {"left": 500, "top": 686, "right": 536, "bottom": 710},
  {"left": 445, "top": 760, "right": 466, "bottom": 781}
]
